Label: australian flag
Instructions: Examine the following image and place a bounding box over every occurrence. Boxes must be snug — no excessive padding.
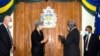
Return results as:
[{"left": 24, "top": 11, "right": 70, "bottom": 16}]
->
[{"left": 94, "top": 5, "right": 100, "bottom": 36}]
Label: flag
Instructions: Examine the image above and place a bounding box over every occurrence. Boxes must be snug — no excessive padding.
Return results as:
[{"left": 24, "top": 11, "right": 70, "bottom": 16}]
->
[
  {"left": 0, "top": 0, "right": 10, "bottom": 7},
  {"left": 87, "top": 0, "right": 98, "bottom": 5},
  {"left": 94, "top": 5, "right": 100, "bottom": 36},
  {"left": 81, "top": 0, "right": 100, "bottom": 15},
  {"left": 0, "top": 0, "right": 18, "bottom": 22}
]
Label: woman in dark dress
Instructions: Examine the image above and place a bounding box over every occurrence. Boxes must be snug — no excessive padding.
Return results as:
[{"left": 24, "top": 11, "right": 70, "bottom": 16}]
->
[{"left": 31, "top": 21, "right": 48, "bottom": 56}]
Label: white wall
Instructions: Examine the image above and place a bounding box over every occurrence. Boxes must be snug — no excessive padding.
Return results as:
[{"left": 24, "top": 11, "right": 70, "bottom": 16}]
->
[{"left": 82, "top": 6, "right": 95, "bottom": 36}]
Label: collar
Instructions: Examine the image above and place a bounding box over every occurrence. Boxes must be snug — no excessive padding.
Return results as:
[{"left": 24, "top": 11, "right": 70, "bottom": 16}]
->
[
  {"left": 3, "top": 23, "right": 7, "bottom": 29},
  {"left": 71, "top": 27, "right": 76, "bottom": 31},
  {"left": 88, "top": 33, "right": 92, "bottom": 37}
]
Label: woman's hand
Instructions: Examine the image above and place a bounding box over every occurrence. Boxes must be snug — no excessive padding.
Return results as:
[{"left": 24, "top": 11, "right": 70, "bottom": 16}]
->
[{"left": 41, "top": 37, "right": 48, "bottom": 44}]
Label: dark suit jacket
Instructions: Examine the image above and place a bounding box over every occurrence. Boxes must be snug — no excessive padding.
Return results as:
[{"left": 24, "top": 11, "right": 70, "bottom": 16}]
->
[
  {"left": 31, "top": 29, "right": 44, "bottom": 56},
  {"left": 61, "top": 28, "right": 80, "bottom": 56},
  {"left": 0, "top": 24, "right": 12, "bottom": 56},
  {"left": 84, "top": 34, "right": 98, "bottom": 56}
]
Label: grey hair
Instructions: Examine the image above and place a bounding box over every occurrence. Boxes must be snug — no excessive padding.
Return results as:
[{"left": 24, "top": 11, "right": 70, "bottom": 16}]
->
[
  {"left": 35, "top": 21, "right": 43, "bottom": 28},
  {"left": 3, "top": 15, "right": 11, "bottom": 22},
  {"left": 68, "top": 21, "right": 76, "bottom": 29}
]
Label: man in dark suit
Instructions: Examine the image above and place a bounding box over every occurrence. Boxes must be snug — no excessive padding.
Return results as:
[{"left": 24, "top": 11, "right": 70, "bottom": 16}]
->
[
  {"left": 84, "top": 26, "right": 98, "bottom": 56},
  {"left": 31, "top": 21, "right": 48, "bottom": 56},
  {"left": 58, "top": 21, "right": 80, "bottom": 56},
  {"left": 0, "top": 15, "right": 13, "bottom": 56}
]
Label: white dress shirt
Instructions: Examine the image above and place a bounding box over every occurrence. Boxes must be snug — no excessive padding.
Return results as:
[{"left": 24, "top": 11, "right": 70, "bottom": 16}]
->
[{"left": 86, "top": 33, "right": 92, "bottom": 51}]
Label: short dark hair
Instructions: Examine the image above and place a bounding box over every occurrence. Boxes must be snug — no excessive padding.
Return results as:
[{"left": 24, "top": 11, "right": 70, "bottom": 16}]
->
[{"left": 86, "top": 25, "right": 92, "bottom": 30}]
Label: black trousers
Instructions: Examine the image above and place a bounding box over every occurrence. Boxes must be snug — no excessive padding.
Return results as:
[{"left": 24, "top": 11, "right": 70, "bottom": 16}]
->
[
  {"left": 84, "top": 50, "right": 97, "bottom": 56},
  {"left": 84, "top": 51, "right": 88, "bottom": 56}
]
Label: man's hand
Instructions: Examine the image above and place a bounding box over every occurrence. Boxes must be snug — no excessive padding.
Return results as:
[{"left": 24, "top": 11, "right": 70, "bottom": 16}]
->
[{"left": 58, "top": 35, "right": 65, "bottom": 41}]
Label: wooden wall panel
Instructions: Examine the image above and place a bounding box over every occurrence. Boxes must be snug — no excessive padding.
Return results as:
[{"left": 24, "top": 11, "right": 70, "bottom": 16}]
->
[{"left": 14, "top": 2, "right": 81, "bottom": 56}]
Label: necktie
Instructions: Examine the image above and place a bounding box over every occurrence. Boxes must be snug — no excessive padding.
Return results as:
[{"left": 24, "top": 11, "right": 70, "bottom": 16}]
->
[
  {"left": 85, "top": 35, "right": 89, "bottom": 51},
  {"left": 7, "top": 28, "right": 13, "bottom": 45}
]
